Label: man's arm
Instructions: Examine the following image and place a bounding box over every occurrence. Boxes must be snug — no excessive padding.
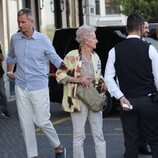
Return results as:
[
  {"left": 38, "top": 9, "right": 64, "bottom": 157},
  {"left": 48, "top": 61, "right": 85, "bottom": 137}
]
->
[
  {"left": 7, "top": 63, "right": 15, "bottom": 72},
  {"left": 7, "top": 63, "right": 15, "bottom": 80},
  {"left": 7, "top": 38, "right": 16, "bottom": 80},
  {"left": 104, "top": 48, "right": 124, "bottom": 99},
  {"left": 149, "top": 45, "right": 158, "bottom": 90},
  {"left": 104, "top": 48, "right": 131, "bottom": 110},
  {"left": 44, "top": 37, "right": 63, "bottom": 69}
]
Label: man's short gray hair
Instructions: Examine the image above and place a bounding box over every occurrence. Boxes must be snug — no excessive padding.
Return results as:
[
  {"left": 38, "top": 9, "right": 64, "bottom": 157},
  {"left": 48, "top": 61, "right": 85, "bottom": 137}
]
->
[
  {"left": 17, "top": 8, "right": 33, "bottom": 20},
  {"left": 76, "top": 25, "right": 96, "bottom": 47}
]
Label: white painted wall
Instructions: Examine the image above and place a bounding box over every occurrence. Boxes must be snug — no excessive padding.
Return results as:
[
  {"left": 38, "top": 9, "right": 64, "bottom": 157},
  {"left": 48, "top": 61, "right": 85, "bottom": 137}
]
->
[{"left": 85, "top": 0, "right": 127, "bottom": 26}]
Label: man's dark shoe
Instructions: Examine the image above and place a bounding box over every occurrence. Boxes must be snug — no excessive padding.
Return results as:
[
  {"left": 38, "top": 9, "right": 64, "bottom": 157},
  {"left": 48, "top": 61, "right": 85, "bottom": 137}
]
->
[
  {"left": 1, "top": 111, "right": 11, "bottom": 119},
  {"left": 124, "top": 151, "right": 126, "bottom": 158},
  {"left": 124, "top": 146, "right": 151, "bottom": 157},
  {"left": 55, "top": 147, "right": 66, "bottom": 158},
  {"left": 138, "top": 146, "right": 151, "bottom": 155}
]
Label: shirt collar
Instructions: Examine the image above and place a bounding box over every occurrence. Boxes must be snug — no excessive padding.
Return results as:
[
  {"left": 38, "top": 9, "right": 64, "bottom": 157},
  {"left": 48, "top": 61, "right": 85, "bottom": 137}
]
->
[
  {"left": 127, "top": 35, "right": 140, "bottom": 39},
  {"left": 21, "top": 29, "right": 38, "bottom": 40}
]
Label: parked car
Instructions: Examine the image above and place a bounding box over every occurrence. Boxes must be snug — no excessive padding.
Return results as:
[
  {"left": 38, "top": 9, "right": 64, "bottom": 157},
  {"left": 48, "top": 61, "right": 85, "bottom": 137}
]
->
[{"left": 49, "top": 24, "right": 158, "bottom": 116}]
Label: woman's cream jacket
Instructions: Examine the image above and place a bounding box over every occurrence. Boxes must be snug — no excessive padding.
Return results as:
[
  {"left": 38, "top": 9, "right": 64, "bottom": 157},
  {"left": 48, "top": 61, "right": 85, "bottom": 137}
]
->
[{"left": 56, "top": 49, "right": 102, "bottom": 112}]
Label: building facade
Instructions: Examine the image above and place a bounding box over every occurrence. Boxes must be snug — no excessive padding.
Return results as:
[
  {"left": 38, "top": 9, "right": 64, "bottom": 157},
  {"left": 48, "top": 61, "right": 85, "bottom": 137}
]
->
[{"left": 0, "top": 0, "right": 126, "bottom": 101}]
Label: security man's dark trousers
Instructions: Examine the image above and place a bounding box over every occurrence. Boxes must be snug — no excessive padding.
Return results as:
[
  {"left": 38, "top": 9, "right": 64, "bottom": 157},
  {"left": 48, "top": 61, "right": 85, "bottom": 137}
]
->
[{"left": 120, "top": 96, "right": 158, "bottom": 158}]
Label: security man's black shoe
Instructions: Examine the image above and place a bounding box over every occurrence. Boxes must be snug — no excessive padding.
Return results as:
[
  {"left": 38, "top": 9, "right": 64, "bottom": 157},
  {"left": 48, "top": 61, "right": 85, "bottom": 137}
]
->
[
  {"left": 138, "top": 146, "right": 151, "bottom": 155},
  {"left": 124, "top": 146, "right": 151, "bottom": 157}
]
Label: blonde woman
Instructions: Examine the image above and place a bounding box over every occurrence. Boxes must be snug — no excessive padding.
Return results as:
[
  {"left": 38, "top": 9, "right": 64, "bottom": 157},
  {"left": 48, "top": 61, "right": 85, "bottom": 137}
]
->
[{"left": 56, "top": 25, "right": 106, "bottom": 158}]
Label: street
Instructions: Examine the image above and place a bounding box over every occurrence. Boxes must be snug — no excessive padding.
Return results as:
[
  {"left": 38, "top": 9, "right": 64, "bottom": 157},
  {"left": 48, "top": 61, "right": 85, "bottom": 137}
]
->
[{"left": 0, "top": 101, "right": 151, "bottom": 158}]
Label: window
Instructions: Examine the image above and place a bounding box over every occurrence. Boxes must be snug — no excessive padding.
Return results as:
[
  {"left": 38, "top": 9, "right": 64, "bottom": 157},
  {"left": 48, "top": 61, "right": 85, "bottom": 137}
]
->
[
  {"left": 105, "top": 0, "right": 120, "bottom": 14},
  {"left": 66, "top": 0, "right": 79, "bottom": 27},
  {"left": 41, "top": 0, "right": 55, "bottom": 40},
  {"left": 95, "top": 0, "right": 100, "bottom": 15}
]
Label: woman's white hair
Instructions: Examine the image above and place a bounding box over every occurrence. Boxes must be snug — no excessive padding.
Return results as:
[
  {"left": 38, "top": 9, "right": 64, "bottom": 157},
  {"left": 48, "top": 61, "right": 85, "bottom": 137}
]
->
[{"left": 76, "top": 25, "right": 96, "bottom": 47}]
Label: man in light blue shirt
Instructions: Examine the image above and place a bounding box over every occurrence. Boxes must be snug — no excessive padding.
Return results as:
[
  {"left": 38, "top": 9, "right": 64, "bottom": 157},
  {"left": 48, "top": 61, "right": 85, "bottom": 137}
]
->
[
  {"left": 7, "top": 8, "right": 66, "bottom": 158},
  {"left": 7, "top": 29, "right": 62, "bottom": 91}
]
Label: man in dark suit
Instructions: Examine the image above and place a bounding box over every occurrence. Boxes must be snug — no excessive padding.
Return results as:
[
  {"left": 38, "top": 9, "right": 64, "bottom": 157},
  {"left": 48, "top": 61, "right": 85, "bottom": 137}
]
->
[{"left": 104, "top": 13, "right": 158, "bottom": 158}]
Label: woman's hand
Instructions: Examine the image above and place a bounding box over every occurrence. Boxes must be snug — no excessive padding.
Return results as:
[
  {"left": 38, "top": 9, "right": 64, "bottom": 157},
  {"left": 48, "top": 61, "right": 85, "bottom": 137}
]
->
[
  {"left": 79, "top": 76, "right": 91, "bottom": 88},
  {"left": 97, "top": 78, "right": 107, "bottom": 93},
  {"left": 100, "top": 83, "right": 107, "bottom": 93}
]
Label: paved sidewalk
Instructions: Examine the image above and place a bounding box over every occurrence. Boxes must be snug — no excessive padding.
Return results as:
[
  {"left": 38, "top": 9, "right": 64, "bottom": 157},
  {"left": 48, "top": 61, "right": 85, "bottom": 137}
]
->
[
  {"left": 0, "top": 101, "right": 152, "bottom": 158},
  {"left": 0, "top": 100, "right": 69, "bottom": 158}
]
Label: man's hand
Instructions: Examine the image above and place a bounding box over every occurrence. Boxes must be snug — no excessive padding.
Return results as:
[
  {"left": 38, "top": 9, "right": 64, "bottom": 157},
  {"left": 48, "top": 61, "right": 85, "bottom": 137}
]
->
[
  {"left": 120, "top": 96, "right": 132, "bottom": 111},
  {"left": 59, "top": 62, "right": 67, "bottom": 71},
  {"left": 7, "top": 71, "right": 15, "bottom": 80}
]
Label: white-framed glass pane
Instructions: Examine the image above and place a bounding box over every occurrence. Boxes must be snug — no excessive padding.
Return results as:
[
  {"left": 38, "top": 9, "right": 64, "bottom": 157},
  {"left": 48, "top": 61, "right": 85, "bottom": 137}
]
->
[
  {"left": 105, "top": 0, "right": 120, "bottom": 14},
  {"left": 41, "top": 0, "right": 55, "bottom": 40},
  {"left": 95, "top": 0, "right": 100, "bottom": 15}
]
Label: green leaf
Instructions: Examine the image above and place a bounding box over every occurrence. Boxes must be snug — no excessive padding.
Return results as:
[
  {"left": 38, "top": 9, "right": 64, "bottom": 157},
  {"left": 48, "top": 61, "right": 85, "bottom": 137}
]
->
[{"left": 118, "top": 0, "right": 158, "bottom": 22}]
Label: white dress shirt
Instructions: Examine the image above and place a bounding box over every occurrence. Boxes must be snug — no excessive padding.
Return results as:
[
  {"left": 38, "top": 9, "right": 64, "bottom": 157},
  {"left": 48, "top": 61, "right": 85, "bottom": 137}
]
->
[{"left": 104, "top": 35, "right": 158, "bottom": 99}]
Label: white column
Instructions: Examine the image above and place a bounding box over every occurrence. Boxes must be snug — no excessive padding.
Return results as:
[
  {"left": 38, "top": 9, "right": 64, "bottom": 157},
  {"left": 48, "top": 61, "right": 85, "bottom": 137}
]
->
[
  {"left": 85, "top": 0, "right": 96, "bottom": 25},
  {"left": 99, "top": 0, "right": 105, "bottom": 16},
  {"left": 0, "top": 0, "right": 11, "bottom": 101}
]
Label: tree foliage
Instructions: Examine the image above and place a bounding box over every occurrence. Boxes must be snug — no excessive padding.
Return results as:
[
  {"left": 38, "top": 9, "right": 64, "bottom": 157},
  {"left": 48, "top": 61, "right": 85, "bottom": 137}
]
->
[{"left": 118, "top": 0, "right": 158, "bottom": 22}]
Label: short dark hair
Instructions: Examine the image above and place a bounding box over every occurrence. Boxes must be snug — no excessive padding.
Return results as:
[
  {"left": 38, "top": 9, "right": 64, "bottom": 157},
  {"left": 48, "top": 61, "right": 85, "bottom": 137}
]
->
[
  {"left": 17, "top": 8, "right": 33, "bottom": 20},
  {"left": 126, "top": 13, "right": 144, "bottom": 33}
]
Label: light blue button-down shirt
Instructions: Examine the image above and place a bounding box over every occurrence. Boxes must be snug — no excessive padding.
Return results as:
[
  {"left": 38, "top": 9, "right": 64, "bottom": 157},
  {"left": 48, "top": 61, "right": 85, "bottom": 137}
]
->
[{"left": 7, "top": 30, "right": 63, "bottom": 91}]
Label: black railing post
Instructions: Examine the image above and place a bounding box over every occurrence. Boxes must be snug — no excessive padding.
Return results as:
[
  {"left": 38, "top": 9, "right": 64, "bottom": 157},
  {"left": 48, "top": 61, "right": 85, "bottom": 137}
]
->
[
  {"left": 54, "top": 0, "right": 62, "bottom": 28},
  {"left": 78, "top": 0, "right": 84, "bottom": 26}
]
